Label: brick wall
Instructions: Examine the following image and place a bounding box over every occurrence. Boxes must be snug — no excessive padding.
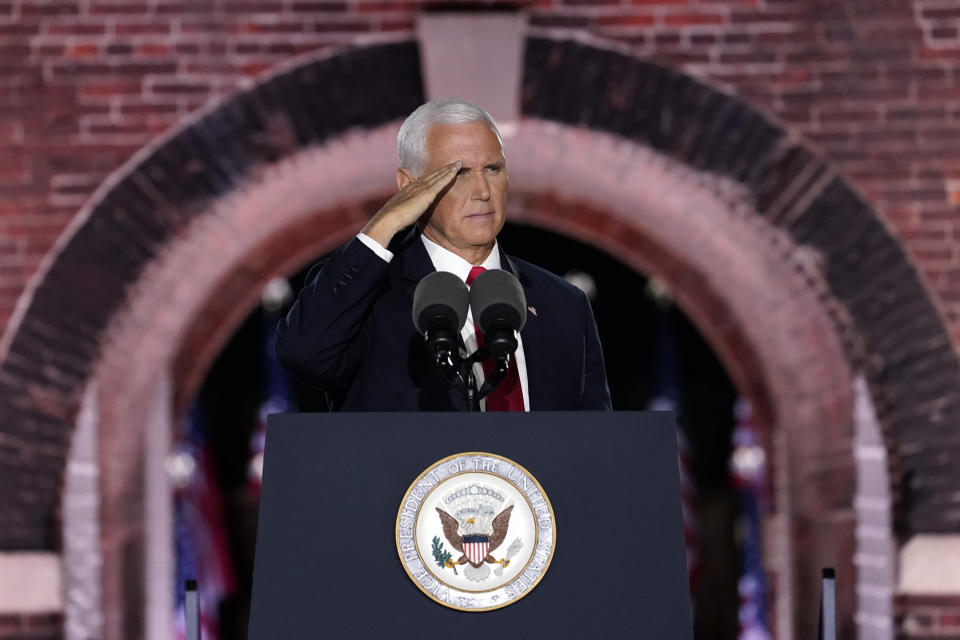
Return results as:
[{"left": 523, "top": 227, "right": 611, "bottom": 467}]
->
[
  {"left": 1, "top": 0, "right": 958, "bottom": 343},
  {"left": 897, "top": 594, "right": 960, "bottom": 639},
  {"left": 0, "top": 613, "right": 62, "bottom": 640},
  {"left": 2, "top": 0, "right": 959, "bottom": 637}
]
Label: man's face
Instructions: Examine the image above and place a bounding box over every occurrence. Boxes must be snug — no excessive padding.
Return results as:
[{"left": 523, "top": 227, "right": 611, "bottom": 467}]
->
[{"left": 416, "top": 121, "right": 507, "bottom": 259}]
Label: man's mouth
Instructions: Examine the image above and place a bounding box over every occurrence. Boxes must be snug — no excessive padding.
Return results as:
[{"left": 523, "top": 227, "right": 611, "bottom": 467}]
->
[{"left": 465, "top": 211, "right": 494, "bottom": 219}]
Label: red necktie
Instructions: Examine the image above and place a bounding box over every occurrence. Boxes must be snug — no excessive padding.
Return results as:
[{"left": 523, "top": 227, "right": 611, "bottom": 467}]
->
[{"left": 466, "top": 266, "right": 524, "bottom": 412}]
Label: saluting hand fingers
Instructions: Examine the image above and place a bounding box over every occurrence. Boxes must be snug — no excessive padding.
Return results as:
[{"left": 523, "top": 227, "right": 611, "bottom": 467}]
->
[{"left": 416, "top": 161, "right": 461, "bottom": 191}]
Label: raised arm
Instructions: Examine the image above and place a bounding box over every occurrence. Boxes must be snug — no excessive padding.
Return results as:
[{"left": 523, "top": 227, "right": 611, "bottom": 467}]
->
[{"left": 275, "top": 161, "right": 461, "bottom": 391}]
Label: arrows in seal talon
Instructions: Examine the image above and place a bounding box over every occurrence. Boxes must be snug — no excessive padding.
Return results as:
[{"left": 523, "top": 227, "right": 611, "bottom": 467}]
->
[{"left": 494, "top": 538, "right": 523, "bottom": 577}]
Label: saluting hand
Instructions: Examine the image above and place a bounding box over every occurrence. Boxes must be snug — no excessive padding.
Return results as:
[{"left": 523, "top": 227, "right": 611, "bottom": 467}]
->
[{"left": 361, "top": 161, "right": 461, "bottom": 249}]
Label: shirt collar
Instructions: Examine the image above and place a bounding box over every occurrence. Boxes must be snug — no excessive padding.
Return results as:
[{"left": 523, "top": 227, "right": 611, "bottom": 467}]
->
[{"left": 420, "top": 234, "right": 501, "bottom": 282}]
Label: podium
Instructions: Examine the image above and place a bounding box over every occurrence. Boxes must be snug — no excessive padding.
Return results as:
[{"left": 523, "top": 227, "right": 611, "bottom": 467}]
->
[{"left": 249, "top": 411, "right": 693, "bottom": 638}]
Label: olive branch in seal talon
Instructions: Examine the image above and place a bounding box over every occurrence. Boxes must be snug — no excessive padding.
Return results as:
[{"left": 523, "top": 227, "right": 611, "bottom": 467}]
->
[{"left": 432, "top": 536, "right": 458, "bottom": 575}]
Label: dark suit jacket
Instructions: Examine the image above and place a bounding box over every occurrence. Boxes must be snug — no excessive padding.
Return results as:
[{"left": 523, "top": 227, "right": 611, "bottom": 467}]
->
[{"left": 275, "top": 229, "right": 611, "bottom": 411}]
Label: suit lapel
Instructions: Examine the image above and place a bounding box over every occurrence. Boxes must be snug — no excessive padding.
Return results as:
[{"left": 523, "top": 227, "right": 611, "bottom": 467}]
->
[
  {"left": 392, "top": 227, "right": 435, "bottom": 297},
  {"left": 500, "top": 246, "right": 547, "bottom": 411}
]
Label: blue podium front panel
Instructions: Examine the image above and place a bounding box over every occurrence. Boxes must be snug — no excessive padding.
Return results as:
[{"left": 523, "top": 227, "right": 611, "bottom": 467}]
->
[{"left": 249, "top": 411, "right": 692, "bottom": 639}]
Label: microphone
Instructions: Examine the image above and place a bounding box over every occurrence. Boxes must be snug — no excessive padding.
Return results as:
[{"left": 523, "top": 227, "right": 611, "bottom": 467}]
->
[
  {"left": 412, "top": 271, "right": 469, "bottom": 366},
  {"left": 468, "top": 269, "right": 527, "bottom": 359}
]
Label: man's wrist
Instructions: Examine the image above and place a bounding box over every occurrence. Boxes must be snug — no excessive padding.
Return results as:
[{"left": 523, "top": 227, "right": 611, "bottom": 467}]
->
[
  {"left": 361, "top": 215, "right": 404, "bottom": 249},
  {"left": 356, "top": 232, "right": 394, "bottom": 262}
]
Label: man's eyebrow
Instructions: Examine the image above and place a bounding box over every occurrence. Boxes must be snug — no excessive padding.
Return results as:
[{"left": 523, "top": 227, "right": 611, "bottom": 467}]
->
[{"left": 456, "top": 160, "right": 504, "bottom": 173}]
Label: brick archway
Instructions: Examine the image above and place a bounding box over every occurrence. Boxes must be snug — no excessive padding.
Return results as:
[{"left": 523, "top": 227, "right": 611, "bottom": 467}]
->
[
  {"left": 1, "top": 35, "right": 954, "bottom": 639},
  {"left": 90, "top": 118, "right": 856, "bottom": 639}
]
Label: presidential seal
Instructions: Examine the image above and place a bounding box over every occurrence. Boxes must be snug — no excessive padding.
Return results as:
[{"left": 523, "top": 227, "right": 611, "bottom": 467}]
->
[{"left": 395, "top": 452, "right": 556, "bottom": 612}]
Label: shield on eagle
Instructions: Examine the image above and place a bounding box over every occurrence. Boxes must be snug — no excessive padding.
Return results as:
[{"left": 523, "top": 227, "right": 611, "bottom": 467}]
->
[{"left": 463, "top": 535, "right": 489, "bottom": 565}]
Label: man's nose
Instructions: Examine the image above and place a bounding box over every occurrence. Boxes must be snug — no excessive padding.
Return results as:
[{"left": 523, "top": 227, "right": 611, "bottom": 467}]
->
[{"left": 469, "top": 171, "right": 490, "bottom": 200}]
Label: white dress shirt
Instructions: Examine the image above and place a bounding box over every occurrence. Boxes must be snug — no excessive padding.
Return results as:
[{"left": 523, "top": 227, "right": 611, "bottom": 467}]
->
[{"left": 357, "top": 232, "right": 531, "bottom": 411}]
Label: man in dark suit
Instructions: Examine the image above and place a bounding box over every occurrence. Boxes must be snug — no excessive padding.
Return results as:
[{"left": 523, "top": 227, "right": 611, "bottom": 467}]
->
[{"left": 276, "top": 98, "right": 611, "bottom": 411}]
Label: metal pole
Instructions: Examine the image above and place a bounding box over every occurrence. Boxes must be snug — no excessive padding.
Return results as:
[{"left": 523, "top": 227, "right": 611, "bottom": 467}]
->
[{"left": 185, "top": 579, "right": 200, "bottom": 640}]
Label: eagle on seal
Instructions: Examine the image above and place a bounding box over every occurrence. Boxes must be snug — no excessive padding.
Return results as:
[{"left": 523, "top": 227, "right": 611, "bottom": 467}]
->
[{"left": 436, "top": 505, "right": 514, "bottom": 572}]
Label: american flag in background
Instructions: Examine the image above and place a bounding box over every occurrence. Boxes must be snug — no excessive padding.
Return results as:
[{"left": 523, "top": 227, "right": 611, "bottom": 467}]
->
[
  {"left": 172, "top": 404, "right": 236, "bottom": 640},
  {"left": 731, "top": 398, "right": 771, "bottom": 640}
]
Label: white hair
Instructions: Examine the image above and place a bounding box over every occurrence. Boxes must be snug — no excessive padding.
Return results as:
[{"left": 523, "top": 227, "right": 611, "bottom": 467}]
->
[{"left": 397, "top": 98, "right": 505, "bottom": 177}]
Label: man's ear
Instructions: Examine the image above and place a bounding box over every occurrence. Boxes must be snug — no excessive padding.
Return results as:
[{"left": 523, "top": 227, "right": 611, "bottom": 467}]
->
[{"left": 396, "top": 168, "right": 414, "bottom": 191}]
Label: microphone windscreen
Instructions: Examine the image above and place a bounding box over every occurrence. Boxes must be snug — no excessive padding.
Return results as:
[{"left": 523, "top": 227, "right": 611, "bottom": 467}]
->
[
  {"left": 469, "top": 269, "right": 527, "bottom": 333},
  {"left": 412, "top": 271, "right": 470, "bottom": 334}
]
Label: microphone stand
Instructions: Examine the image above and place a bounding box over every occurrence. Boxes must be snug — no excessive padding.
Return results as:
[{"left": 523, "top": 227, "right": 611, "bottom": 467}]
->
[
  {"left": 461, "top": 348, "right": 486, "bottom": 412},
  {"left": 460, "top": 347, "right": 511, "bottom": 412},
  {"left": 476, "top": 354, "right": 510, "bottom": 400},
  {"left": 428, "top": 341, "right": 512, "bottom": 412}
]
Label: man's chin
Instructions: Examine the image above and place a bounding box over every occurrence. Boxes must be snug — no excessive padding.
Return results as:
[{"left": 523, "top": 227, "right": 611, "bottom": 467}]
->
[{"left": 463, "top": 229, "right": 499, "bottom": 247}]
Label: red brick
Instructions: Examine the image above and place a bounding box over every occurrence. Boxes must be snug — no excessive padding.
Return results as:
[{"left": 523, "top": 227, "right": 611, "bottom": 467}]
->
[
  {"left": 930, "top": 26, "right": 958, "bottom": 39},
  {"left": 173, "top": 42, "right": 201, "bottom": 54},
  {"left": 114, "top": 22, "right": 171, "bottom": 35},
  {"left": 381, "top": 19, "right": 414, "bottom": 31},
  {"left": 0, "top": 43, "right": 31, "bottom": 57},
  {"left": 69, "top": 43, "right": 100, "bottom": 57},
  {"left": 654, "top": 32, "right": 681, "bottom": 45},
  {"left": 729, "top": 10, "right": 796, "bottom": 24},
  {"left": 0, "top": 23, "right": 41, "bottom": 35},
  {"left": 79, "top": 81, "right": 143, "bottom": 97},
  {"left": 44, "top": 22, "right": 107, "bottom": 35},
  {"left": 148, "top": 82, "right": 209, "bottom": 95},
  {"left": 291, "top": 1, "right": 348, "bottom": 10},
  {"left": 819, "top": 107, "right": 881, "bottom": 123},
  {"left": 311, "top": 20, "right": 371, "bottom": 32},
  {"left": 529, "top": 14, "right": 589, "bottom": 28},
  {"left": 922, "top": 6, "right": 960, "bottom": 19},
  {"left": 21, "top": 2, "right": 79, "bottom": 15},
  {"left": 663, "top": 12, "right": 725, "bottom": 26},
  {"left": 88, "top": 1, "right": 149, "bottom": 14},
  {"left": 918, "top": 46, "right": 960, "bottom": 60},
  {"left": 240, "top": 62, "right": 273, "bottom": 76},
  {"left": 223, "top": 0, "right": 286, "bottom": 12},
  {"left": 105, "top": 43, "right": 134, "bottom": 55},
  {"left": 689, "top": 33, "right": 717, "bottom": 45},
  {"left": 595, "top": 14, "right": 655, "bottom": 27},
  {"left": 154, "top": 2, "right": 217, "bottom": 14},
  {"left": 230, "top": 20, "right": 308, "bottom": 34},
  {"left": 357, "top": 0, "right": 417, "bottom": 9},
  {"left": 116, "top": 102, "right": 177, "bottom": 115},
  {"left": 718, "top": 50, "right": 778, "bottom": 64},
  {"left": 136, "top": 42, "right": 169, "bottom": 56}
]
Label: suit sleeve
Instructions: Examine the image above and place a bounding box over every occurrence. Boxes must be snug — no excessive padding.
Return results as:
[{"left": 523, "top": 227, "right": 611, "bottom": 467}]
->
[
  {"left": 579, "top": 291, "right": 613, "bottom": 410},
  {"left": 275, "top": 237, "right": 390, "bottom": 391}
]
